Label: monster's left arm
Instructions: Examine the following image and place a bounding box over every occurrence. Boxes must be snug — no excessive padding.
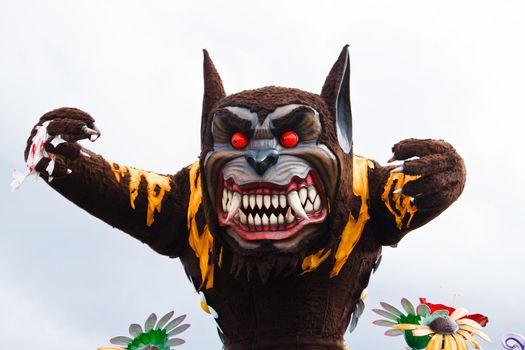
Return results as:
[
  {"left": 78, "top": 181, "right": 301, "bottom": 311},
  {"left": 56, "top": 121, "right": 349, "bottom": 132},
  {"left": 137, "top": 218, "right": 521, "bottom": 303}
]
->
[{"left": 367, "top": 138, "right": 466, "bottom": 245}]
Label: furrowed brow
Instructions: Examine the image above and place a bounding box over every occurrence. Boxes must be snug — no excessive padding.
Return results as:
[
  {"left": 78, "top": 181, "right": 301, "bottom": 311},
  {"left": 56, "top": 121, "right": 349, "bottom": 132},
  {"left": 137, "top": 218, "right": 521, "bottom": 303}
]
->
[
  {"left": 270, "top": 106, "right": 321, "bottom": 141},
  {"left": 211, "top": 109, "right": 254, "bottom": 143}
]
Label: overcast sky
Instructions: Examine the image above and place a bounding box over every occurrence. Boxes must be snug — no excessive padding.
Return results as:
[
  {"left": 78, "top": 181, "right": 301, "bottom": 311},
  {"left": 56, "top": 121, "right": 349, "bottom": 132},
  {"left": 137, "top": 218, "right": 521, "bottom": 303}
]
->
[{"left": 1, "top": 1, "right": 524, "bottom": 349}]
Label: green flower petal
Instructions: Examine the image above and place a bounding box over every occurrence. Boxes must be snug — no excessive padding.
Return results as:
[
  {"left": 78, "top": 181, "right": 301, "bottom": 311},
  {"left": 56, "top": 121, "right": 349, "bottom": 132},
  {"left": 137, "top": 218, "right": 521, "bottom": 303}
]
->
[
  {"left": 372, "top": 308, "right": 398, "bottom": 321},
  {"left": 156, "top": 311, "right": 174, "bottom": 330},
  {"left": 144, "top": 313, "right": 157, "bottom": 332},
  {"left": 167, "top": 324, "right": 190, "bottom": 337},
  {"left": 416, "top": 304, "right": 430, "bottom": 317},
  {"left": 373, "top": 319, "right": 397, "bottom": 327},
  {"left": 165, "top": 338, "right": 185, "bottom": 347},
  {"left": 129, "top": 323, "right": 143, "bottom": 337},
  {"left": 385, "top": 329, "right": 404, "bottom": 336},
  {"left": 110, "top": 336, "right": 133, "bottom": 346},
  {"left": 401, "top": 298, "right": 415, "bottom": 315},
  {"left": 380, "top": 302, "right": 404, "bottom": 317},
  {"left": 164, "top": 315, "right": 186, "bottom": 332}
]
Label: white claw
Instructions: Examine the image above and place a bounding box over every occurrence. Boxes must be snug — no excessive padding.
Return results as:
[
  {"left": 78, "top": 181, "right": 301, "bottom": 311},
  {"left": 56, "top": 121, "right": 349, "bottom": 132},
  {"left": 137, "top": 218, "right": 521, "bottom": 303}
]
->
[
  {"left": 393, "top": 188, "right": 403, "bottom": 194},
  {"left": 79, "top": 150, "right": 91, "bottom": 158},
  {"left": 82, "top": 125, "right": 99, "bottom": 135},
  {"left": 226, "top": 192, "right": 242, "bottom": 222},
  {"left": 391, "top": 165, "right": 404, "bottom": 173},
  {"left": 66, "top": 169, "right": 72, "bottom": 174},
  {"left": 287, "top": 190, "right": 309, "bottom": 220}
]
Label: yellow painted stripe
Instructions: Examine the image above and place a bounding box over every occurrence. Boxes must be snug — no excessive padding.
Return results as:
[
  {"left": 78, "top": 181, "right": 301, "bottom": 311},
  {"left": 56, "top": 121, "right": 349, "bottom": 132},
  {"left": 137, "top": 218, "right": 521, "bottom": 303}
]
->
[
  {"left": 330, "top": 156, "right": 371, "bottom": 277},
  {"left": 187, "top": 162, "right": 215, "bottom": 289}
]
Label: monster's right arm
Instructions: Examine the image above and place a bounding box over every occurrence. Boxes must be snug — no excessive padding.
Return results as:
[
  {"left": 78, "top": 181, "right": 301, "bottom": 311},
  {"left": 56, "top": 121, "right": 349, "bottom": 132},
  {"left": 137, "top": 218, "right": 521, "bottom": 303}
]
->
[{"left": 24, "top": 108, "right": 191, "bottom": 257}]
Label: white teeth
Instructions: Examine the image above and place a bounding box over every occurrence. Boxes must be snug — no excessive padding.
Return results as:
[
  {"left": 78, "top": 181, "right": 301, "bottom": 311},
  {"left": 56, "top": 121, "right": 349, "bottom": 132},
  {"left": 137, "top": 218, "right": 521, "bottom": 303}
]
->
[
  {"left": 287, "top": 190, "right": 309, "bottom": 220},
  {"left": 222, "top": 192, "right": 227, "bottom": 212},
  {"left": 256, "top": 194, "right": 263, "bottom": 209},
  {"left": 263, "top": 195, "right": 271, "bottom": 209},
  {"left": 262, "top": 213, "right": 269, "bottom": 226},
  {"left": 313, "top": 195, "right": 321, "bottom": 211},
  {"left": 305, "top": 200, "right": 314, "bottom": 213},
  {"left": 222, "top": 189, "right": 228, "bottom": 210},
  {"left": 279, "top": 194, "right": 287, "bottom": 208},
  {"left": 239, "top": 210, "right": 247, "bottom": 224},
  {"left": 285, "top": 207, "right": 295, "bottom": 224},
  {"left": 308, "top": 186, "right": 317, "bottom": 201},
  {"left": 270, "top": 213, "right": 277, "bottom": 225},
  {"left": 223, "top": 184, "right": 322, "bottom": 229},
  {"left": 272, "top": 194, "right": 279, "bottom": 209},
  {"left": 226, "top": 192, "right": 241, "bottom": 222},
  {"left": 299, "top": 187, "right": 308, "bottom": 205}
]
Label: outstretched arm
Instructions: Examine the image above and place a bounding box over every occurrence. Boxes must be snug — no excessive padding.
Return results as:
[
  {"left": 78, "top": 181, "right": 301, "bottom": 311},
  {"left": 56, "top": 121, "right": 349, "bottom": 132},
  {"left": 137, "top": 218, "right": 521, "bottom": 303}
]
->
[
  {"left": 368, "top": 138, "right": 466, "bottom": 246},
  {"left": 23, "top": 107, "right": 191, "bottom": 257}
]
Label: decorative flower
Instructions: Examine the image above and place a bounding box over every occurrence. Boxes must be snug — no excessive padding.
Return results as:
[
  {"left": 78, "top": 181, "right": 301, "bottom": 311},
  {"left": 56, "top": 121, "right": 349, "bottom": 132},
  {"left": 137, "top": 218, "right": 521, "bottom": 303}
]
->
[
  {"left": 394, "top": 307, "right": 491, "bottom": 350},
  {"left": 98, "top": 311, "right": 190, "bottom": 350},
  {"left": 419, "top": 298, "right": 488, "bottom": 327},
  {"left": 374, "top": 298, "right": 491, "bottom": 350},
  {"left": 373, "top": 298, "right": 432, "bottom": 349}
]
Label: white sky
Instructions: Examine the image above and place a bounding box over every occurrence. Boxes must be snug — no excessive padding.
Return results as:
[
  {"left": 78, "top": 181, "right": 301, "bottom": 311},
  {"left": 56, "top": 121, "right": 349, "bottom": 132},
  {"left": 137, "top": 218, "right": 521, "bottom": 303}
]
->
[{"left": 1, "top": 1, "right": 524, "bottom": 349}]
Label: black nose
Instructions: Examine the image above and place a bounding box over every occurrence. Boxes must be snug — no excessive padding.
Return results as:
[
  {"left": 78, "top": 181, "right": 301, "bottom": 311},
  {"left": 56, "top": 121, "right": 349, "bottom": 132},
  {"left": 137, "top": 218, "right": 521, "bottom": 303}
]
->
[{"left": 246, "top": 149, "right": 279, "bottom": 175}]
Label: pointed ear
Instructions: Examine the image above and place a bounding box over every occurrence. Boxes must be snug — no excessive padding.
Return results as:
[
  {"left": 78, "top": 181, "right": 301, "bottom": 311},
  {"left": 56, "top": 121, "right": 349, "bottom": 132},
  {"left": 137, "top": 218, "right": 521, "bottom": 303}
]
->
[
  {"left": 321, "top": 45, "right": 352, "bottom": 154},
  {"left": 202, "top": 49, "right": 226, "bottom": 125}
]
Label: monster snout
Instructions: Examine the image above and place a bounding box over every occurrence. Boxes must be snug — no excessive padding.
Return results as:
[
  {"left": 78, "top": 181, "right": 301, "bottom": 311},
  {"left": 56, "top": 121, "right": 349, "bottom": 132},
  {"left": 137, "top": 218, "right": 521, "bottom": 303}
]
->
[{"left": 245, "top": 149, "right": 279, "bottom": 175}]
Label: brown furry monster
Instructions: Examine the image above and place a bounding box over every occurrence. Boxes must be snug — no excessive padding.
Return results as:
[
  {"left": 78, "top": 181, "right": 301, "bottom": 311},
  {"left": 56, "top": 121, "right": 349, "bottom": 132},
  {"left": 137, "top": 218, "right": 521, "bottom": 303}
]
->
[{"left": 23, "top": 46, "right": 465, "bottom": 350}]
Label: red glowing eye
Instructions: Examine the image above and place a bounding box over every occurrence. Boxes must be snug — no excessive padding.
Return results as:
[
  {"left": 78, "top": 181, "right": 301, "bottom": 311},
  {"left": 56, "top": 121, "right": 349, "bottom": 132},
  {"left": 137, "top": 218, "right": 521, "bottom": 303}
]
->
[
  {"left": 231, "top": 132, "right": 249, "bottom": 149},
  {"left": 280, "top": 131, "right": 299, "bottom": 148}
]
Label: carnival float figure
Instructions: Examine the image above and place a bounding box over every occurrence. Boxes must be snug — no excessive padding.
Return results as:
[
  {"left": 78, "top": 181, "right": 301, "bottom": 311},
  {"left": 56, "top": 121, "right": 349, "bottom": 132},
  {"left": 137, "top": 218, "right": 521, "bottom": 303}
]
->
[{"left": 15, "top": 46, "right": 467, "bottom": 350}]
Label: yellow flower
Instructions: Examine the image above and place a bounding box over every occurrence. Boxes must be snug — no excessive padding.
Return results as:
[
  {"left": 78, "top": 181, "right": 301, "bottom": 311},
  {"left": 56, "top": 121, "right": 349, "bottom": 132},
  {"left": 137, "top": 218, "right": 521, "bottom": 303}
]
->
[{"left": 394, "top": 308, "right": 491, "bottom": 350}]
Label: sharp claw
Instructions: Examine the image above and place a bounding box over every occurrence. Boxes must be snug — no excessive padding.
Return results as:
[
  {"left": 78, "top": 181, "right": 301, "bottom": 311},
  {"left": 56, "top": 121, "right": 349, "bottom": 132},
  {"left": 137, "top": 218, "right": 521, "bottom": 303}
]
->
[
  {"left": 387, "top": 156, "right": 397, "bottom": 163},
  {"left": 80, "top": 150, "right": 91, "bottom": 158},
  {"left": 391, "top": 165, "right": 404, "bottom": 173},
  {"left": 410, "top": 197, "right": 415, "bottom": 203},
  {"left": 82, "top": 125, "right": 99, "bottom": 135},
  {"left": 393, "top": 188, "right": 403, "bottom": 194},
  {"left": 82, "top": 125, "right": 101, "bottom": 141},
  {"left": 67, "top": 169, "right": 72, "bottom": 174},
  {"left": 89, "top": 134, "right": 99, "bottom": 142}
]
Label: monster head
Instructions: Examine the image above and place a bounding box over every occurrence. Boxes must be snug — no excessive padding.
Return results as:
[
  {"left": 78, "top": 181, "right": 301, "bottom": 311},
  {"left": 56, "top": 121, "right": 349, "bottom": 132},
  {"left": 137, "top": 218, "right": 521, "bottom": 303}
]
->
[{"left": 200, "top": 46, "right": 356, "bottom": 265}]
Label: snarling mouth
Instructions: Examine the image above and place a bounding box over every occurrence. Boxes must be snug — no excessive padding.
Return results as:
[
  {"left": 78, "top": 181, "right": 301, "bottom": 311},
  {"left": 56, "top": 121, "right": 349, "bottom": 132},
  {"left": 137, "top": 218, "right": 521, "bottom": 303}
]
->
[{"left": 217, "top": 172, "right": 327, "bottom": 240}]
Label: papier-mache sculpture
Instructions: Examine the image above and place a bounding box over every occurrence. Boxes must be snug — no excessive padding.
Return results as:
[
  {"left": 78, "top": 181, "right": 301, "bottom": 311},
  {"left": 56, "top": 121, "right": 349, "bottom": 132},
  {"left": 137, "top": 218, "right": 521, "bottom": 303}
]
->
[{"left": 15, "top": 46, "right": 466, "bottom": 350}]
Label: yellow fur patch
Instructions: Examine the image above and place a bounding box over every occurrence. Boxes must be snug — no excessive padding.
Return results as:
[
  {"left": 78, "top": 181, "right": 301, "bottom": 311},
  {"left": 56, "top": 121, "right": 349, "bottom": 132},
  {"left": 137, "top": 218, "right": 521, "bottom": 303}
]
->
[
  {"left": 187, "top": 162, "right": 215, "bottom": 289},
  {"left": 300, "top": 249, "right": 332, "bottom": 275},
  {"left": 299, "top": 156, "right": 371, "bottom": 276},
  {"left": 381, "top": 172, "right": 420, "bottom": 230},
  {"left": 329, "top": 156, "right": 371, "bottom": 277},
  {"left": 107, "top": 160, "right": 171, "bottom": 226}
]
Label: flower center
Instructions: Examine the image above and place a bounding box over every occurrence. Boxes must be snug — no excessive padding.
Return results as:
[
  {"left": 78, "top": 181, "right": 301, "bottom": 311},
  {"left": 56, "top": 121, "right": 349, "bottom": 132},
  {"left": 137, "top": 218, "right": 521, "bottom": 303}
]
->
[{"left": 428, "top": 315, "right": 460, "bottom": 335}]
